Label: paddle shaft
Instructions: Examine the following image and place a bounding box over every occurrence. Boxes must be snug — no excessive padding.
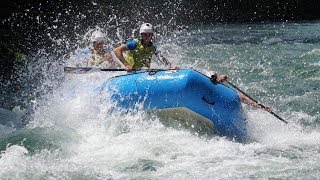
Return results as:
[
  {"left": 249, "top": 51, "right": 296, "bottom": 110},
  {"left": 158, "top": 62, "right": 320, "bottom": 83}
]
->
[
  {"left": 64, "top": 67, "right": 177, "bottom": 73},
  {"left": 100, "top": 68, "right": 176, "bottom": 72},
  {"left": 100, "top": 68, "right": 127, "bottom": 71},
  {"left": 227, "top": 81, "right": 288, "bottom": 124}
]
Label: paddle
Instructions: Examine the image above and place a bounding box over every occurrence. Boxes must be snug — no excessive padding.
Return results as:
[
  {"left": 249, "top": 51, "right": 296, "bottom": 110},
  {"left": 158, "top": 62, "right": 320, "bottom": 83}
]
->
[
  {"left": 64, "top": 66, "right": 177, "bottom": 74},
  {"left": 227, "top": 81, "right": 288, "bottom": 124}
]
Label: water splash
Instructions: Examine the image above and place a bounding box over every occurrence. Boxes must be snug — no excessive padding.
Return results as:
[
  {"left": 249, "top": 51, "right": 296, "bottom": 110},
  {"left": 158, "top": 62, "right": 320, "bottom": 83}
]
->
[{"left": 1, "top": 21, "right": 320, "bottom": 179}]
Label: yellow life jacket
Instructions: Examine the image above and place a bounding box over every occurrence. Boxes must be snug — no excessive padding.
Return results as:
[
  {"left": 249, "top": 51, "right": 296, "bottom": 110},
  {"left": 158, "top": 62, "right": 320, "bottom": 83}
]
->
[
  {"left": 88, "top": 49, "right": 106, "bottom": 66},
  {"left": 125, "top": 39, "right": 155, "bottom": 68}
]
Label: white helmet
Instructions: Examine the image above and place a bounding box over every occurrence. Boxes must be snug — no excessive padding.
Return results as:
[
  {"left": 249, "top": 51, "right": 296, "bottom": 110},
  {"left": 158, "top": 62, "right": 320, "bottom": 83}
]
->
[
  {"left": 90, "top": 31, "right": 106, "bottom": 42},
  {"left": 139, "top": 23, "right": 153, "bottom": 34}
]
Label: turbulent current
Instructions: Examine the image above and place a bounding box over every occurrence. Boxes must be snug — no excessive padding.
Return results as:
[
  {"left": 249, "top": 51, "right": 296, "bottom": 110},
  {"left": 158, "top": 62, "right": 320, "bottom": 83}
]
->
[{"left": 0, "top": 22, "right": 320, "bottom": 179}]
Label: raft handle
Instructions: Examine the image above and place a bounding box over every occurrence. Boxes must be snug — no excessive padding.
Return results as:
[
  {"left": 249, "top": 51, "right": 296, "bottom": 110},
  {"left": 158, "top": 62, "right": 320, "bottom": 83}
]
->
[{"left": 202, "top": 96, "right": 215, "bottom": 105}]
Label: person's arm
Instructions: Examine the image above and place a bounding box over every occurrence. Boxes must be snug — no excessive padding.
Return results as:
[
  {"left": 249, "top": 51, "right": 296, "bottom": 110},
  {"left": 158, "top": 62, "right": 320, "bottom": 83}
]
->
[
  {"left": 114, "top": 44, "right": 131, "bottom": 69},
  {"left": 238, "top": 92, "right": 271, "bottom": 112},
  {"left": 103, "top": 53, "right": 118, "bottom": 67},
  {"left": 207, "top": 71, "right": 270, "bottom": 112}
]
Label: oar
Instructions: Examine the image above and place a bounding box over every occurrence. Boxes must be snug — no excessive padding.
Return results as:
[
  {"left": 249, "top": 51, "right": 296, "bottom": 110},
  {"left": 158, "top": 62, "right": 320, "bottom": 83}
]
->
[
  {"left": 64, "top": 66, "right": 177, "bottom": 74},
  {"left": 227, "top": 81, "right": 288, "bottom": 124},
  {"left": 100, "top": 68, "right": 177, "bottom": 72}
]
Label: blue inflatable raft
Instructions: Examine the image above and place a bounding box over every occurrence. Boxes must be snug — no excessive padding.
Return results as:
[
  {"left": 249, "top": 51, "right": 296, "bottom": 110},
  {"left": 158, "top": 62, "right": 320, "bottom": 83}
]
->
[{"left": 105, "top": 69, "right": 248, "bottom": 141}]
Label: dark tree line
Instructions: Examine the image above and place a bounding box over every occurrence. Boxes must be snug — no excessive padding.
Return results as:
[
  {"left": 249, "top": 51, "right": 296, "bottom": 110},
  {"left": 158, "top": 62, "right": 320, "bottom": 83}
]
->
[{"left": 0, "top": 0, "right": 320, "bottom": 80}]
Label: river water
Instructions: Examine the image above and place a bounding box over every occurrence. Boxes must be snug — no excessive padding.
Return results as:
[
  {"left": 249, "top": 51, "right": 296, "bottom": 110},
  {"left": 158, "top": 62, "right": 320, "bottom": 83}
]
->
[{"left": 0, "top": 21, "right": 319, "bottom": 179}]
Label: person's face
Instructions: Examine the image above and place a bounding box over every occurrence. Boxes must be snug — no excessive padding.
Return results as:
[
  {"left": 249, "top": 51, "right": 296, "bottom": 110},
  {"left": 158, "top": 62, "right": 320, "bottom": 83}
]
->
[
  {"left": 93, "top": 41, "right": 104, "bottom": 50},
  {"left": 141, "top": 33, "right": 153, "bottom": 44}
]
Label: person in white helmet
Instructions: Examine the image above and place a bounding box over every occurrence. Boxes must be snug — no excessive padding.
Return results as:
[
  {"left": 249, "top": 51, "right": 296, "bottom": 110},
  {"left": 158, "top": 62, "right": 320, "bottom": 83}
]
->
[
  {"left": 114, "top": 23, "right": 177, "bottom": 70},
  {"left": 113, "top": 24, "right": 269, "bottom": 111},
  {"left": 88, "top": 30, "right": 119, "bottom": 67}
]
